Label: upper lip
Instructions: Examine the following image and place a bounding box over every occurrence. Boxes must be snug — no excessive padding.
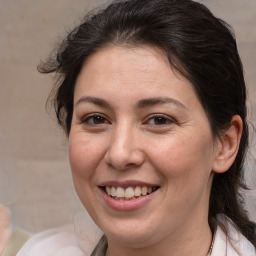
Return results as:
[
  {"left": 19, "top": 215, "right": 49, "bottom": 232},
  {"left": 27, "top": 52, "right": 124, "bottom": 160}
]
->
[{"left": 98, "top": 180, "right": 160, "bottom": 188}]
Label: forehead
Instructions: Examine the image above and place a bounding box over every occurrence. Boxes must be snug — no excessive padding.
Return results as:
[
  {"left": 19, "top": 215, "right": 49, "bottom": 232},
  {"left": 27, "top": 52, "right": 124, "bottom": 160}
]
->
[
  {"left": 80, "top": 45, "right": 172, "bottom": 83},
  {"left": 73, "top": 45, "right": 212, "bottom": 134},
  {"left": 74, "top": 46, "right": 197, "bottom": 101}
]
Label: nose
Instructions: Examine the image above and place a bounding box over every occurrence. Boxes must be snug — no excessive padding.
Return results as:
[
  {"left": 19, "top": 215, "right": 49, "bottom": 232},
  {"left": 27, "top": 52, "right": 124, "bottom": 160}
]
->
[{"left": 104, "top": 124, "right": 145, "bottom": 170}]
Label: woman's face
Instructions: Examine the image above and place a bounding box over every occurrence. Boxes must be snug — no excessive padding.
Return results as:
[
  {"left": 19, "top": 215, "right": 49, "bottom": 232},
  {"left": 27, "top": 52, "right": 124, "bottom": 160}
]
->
[{"left": 69, "top": 46, "right": 218, "bottom": 248}]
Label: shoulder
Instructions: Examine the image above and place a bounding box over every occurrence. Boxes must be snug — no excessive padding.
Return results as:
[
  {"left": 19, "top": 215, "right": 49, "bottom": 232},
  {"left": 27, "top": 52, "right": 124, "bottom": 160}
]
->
[
  {"left": 212, "top": 214, "right": 256, "bottom": 256},
  {"left": 17, "top": 225, "right": 100, "bottom": 256}
]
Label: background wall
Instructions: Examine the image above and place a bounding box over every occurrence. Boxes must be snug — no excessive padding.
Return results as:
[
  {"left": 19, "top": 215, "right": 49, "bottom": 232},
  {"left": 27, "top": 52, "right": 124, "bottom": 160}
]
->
[{"left": 0, "top": 0, "right": 255, "bottom": 233}]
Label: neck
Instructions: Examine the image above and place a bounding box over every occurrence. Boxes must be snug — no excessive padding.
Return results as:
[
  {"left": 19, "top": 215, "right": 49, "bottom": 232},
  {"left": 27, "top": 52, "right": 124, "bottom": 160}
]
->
[{"left": 106, "top": 219, "right": 213, "bottom": 256}]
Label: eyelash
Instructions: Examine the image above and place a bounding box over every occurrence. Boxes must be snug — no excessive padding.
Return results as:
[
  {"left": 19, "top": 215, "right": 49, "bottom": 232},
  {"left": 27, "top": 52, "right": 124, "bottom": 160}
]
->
[
  {"left": 145, "top": 114, "right": 175, "bottom": 126},
  {"left": 81, "top": 114, "right": 110, "bottom": 126},
  {"left": 80, "top": 113, "right": 176, "bottom": 128}
]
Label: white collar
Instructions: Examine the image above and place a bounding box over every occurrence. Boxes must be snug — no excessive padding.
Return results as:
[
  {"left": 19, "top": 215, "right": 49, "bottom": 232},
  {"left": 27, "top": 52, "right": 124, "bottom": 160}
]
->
[{"left": 211, "top": 215, "right": 256, "bottom": 256}]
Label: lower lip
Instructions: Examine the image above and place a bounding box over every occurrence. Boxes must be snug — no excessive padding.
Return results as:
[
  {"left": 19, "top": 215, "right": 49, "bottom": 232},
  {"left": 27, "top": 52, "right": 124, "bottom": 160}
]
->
[{"left": 100, "top": 188, "right": 156, "bottom": 211}]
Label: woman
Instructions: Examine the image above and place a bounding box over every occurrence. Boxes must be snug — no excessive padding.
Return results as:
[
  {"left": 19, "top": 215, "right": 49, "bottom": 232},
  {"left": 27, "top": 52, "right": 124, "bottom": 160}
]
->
[{"left": 18, "top": 0, "right": 256, "bottom": 255}]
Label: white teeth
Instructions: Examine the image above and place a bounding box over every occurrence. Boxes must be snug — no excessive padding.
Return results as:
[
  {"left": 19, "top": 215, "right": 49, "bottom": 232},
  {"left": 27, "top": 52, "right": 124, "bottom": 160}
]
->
[
  {"left": 116, "top": 187, "right": 125, "bottom": 197},
  {"left": 105, "top": 185, "right": 157, "bottom": 199},
  {"left": 141, "top": 186, "right": 147, "bottom": 196},
  {"left": 110, "top": 186, "right": 116, "bottom": 196},
  {"left": 106, "top": 186, "right": 111, "bottom": 195},
  {"left": 134, "top": 186, "right": 142, "bottom": 196},
  {"left": 125, "top": 187, "right": 135, "bottom": 198}
]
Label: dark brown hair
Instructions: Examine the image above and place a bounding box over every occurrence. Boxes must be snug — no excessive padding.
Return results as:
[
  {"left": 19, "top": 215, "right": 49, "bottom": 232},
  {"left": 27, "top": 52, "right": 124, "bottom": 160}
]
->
[{"left": 39, "top": 0, "right": 256, "bottom": 245}]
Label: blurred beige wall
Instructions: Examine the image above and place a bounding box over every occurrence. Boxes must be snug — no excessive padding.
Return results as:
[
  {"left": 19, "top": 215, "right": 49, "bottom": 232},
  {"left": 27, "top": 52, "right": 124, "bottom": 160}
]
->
[{"left": 0, "top": 0, "right": 255, "bottom": 233}]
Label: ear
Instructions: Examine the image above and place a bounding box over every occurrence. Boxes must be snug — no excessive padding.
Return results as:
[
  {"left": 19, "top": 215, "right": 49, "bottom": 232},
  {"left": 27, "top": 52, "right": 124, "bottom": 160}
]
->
[{"left": 212, "top": 115, "right": 243, "bottom": 174}]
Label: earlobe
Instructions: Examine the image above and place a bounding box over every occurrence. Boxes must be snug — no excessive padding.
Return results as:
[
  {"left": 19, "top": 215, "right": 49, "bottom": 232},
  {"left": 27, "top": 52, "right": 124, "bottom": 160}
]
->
[{"left": 212, "top": 115, "right": 243, "bottom": 174}]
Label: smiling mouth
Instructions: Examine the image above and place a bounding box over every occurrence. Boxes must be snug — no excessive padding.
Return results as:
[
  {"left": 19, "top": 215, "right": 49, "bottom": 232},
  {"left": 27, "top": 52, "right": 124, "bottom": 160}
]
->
[{"left": 102, "top": 186, "right": 159, "bottom": 200}]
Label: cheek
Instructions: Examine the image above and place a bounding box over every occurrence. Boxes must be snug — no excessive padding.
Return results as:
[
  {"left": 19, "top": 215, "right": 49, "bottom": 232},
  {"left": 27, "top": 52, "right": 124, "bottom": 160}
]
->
[
  {"left": 149, "top": 134, "right": 214, "bottom": 218},
  {"left": 68, "top": 134, "right": 105, "bottom": 184},
  {"left": 68, "top": 134, "right": 107, "bottom": 213},
  {"left": 69, "top": 141, "right": 90, "bottom": 178},
  {"left": 148, "top": 133, "right": 214, "bottom": 183}
]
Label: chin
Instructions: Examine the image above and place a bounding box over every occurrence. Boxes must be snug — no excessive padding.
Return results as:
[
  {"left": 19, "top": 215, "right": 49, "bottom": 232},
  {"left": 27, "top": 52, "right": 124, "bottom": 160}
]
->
[{"left": 100, "top": 220, "right": 161, "bottom": 248}]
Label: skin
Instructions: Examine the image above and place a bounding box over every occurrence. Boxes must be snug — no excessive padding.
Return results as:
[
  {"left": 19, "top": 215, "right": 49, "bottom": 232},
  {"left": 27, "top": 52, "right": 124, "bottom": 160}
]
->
[{"left": 69, "top": 46, "right": 242, "bottom": 256}]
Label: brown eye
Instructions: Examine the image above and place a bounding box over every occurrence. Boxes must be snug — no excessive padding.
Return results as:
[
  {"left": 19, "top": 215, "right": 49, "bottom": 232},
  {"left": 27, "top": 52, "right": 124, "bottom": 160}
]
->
[
  {"left": 92, "top": 116, "right": 105, "bottom": 124},
  {"left": 147, "top": 115, "right": 173, "bottom": 125},
  {"left": 153, "top": 116, "right": 168, "bottom": 125},
  {"left": 83, "top": 114, "right": 109, "bottom": 125}
]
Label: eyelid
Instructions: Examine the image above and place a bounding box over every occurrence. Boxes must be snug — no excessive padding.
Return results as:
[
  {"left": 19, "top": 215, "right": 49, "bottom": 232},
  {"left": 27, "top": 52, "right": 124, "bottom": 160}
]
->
[
  {"left": 81, "top": 113, "right": 111, "bottom": 125},
  {"left": 143, "top": 114, "right": 176, "bottom": 125}
]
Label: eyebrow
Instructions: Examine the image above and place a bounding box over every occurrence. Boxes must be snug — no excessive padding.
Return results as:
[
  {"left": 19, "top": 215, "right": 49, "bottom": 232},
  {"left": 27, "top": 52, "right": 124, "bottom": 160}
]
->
[
  {"left": 75, "top": 96, "right": 111, "bottom": 108},
  {"left": 75, "top": 96, "right": 187, "bottom": 110},
  {"left": 137, "top": 97, "right": 188, "bottom": 110}
]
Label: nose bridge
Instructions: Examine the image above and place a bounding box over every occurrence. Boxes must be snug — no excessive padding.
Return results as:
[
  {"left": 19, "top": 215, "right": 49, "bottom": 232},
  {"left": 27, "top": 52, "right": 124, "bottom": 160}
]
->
[
  {"left": 113, "top": 121, "right": 132, "bottom": 151},
  {"left": 105, "top": 121, "right": 144, "bottom": 169}
]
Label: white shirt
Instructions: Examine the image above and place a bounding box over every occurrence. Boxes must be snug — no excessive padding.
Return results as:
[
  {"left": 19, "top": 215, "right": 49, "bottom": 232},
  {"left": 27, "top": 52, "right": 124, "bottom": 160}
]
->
[
  {"left": 211, "top": 216, "right": 256, "bottom": 256},
  {"left": 17, "top": 217, "right": 256, "bottom": 256}
]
